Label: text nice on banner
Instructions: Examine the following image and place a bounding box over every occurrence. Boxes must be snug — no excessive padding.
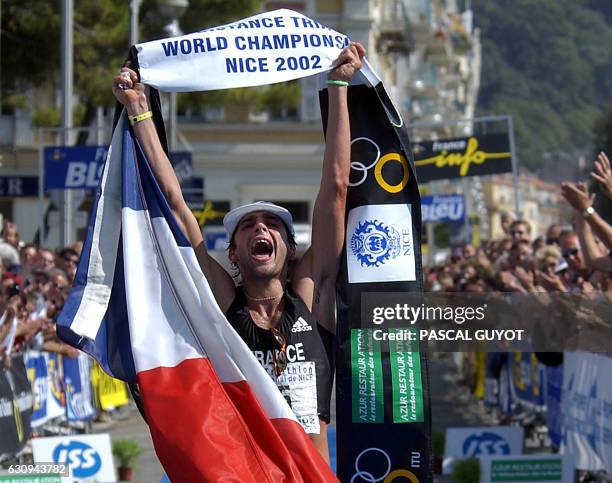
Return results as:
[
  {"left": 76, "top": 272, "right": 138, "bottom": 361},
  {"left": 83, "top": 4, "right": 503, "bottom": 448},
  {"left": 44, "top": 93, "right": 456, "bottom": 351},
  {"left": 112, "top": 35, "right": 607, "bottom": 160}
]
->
[{"left": 320, "top": 67, "right": 432, "bottom": 482}]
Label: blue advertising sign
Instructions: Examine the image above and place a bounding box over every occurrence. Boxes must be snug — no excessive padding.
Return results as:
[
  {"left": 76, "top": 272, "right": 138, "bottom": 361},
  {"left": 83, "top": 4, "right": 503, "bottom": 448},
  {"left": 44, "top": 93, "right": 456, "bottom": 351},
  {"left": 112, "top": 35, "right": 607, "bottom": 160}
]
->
[
  {"left": 64, "top": 354, "right": 96, "bottom": 422},
  {"left": 421, "top": 194, "right": 465, "bottom": 223},
  {"left": 44, "top": 147, "right": 204, "bottom": 204},
  {"left": 44, "top": 146, "right": 108, "bottom": 190},
  {"left": 25, "top": 351, "right": 49, "bottom": 427},
  {"left": 545, "top": 364, "right": 563, "bottom": 449}
]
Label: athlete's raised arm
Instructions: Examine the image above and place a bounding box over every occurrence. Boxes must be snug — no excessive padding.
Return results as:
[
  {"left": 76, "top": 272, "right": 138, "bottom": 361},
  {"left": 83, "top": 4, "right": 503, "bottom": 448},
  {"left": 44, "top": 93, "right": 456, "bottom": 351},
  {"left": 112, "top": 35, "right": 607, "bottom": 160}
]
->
[
  {"left": 112, "top": 68, "right": 236, "bottom": 310},
  {"left": 293, "top": 43, "right": 365, "bottom": 330}
]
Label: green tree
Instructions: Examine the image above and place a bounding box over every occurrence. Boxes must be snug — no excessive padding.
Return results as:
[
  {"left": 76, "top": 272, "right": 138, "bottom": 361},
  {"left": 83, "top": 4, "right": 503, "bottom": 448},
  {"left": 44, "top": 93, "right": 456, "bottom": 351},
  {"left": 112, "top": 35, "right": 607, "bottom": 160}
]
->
[
  {"left": 472, "top": 0, "right": 612, "bottom": 169},
  {"left": 1, "top": 0, "right": 262, "bottom": 140},
  {"left": 594, "top": 107, "right": 612, "bottom": 156}
]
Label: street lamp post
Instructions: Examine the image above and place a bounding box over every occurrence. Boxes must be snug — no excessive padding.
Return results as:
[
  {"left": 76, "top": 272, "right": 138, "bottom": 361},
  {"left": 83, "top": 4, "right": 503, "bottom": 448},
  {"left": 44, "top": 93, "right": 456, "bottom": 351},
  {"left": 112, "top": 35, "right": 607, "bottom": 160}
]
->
[
  {"left": 60, "top": 0, "right": 74, "bottom": 247},
  {"left": 160, "top": 0, "right": 188, "bottom": 152},
  {"left": 130, "top": 0, "right": 141, "bottom": 46}
]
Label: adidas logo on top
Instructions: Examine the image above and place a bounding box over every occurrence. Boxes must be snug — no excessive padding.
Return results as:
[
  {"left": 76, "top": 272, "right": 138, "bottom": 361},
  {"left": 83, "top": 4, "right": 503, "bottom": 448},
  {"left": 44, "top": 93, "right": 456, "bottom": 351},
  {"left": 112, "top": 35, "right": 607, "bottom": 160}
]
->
[{"left": 291, "top": 317, "right": 312, "bottom": 333}]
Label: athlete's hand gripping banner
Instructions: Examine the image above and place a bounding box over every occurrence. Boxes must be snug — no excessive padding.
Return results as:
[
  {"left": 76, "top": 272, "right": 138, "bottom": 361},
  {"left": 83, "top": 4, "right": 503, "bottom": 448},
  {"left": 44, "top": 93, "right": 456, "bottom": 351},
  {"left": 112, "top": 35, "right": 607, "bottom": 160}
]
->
[{"left": 321, "top": 68, "right": 431, "bottom": 482}]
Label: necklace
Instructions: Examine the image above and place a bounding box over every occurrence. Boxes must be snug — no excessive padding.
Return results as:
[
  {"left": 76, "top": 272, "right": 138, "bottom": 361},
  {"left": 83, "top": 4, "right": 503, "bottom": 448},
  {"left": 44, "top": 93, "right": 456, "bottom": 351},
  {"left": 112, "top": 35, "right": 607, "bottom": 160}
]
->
[{"left": 244, "top": 291, "right": 284, "bottom": 303}]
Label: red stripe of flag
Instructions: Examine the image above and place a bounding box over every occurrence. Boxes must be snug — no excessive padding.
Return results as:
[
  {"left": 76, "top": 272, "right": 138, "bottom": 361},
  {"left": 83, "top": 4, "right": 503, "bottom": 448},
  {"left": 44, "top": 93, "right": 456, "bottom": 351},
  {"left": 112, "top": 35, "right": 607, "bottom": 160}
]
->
[{"left": 139, "top": 358, "right": 337, "bottom": 483}]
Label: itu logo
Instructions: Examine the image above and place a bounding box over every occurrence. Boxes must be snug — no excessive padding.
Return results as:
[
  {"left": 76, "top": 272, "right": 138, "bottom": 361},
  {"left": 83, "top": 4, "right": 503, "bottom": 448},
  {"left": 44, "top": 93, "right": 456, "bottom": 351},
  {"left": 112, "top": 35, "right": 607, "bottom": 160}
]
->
[
  {"left": 462, "top": 432, "right": 510, "bottom": 456},
  {"left": 52, "top": 440, "right": 102, "bottom": 478},
  {"left": 351, "top": 219, "right": 400, "bottom": 268},
  {"left": 351, "top": 447, "right": 420, "bottom": 483}
]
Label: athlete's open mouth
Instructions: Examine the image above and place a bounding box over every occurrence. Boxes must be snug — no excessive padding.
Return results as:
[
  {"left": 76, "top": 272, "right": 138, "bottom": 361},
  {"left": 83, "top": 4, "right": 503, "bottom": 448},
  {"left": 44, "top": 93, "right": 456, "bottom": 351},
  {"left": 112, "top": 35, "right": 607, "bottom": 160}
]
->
[{"left": 250, "top": 238, "right": 273, "bottom": 261}]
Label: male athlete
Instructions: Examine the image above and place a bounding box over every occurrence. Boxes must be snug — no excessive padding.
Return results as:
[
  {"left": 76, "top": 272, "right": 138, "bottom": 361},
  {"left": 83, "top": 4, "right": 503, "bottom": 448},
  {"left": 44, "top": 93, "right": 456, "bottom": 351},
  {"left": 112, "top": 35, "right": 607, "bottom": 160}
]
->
[{"left": 113, "top": 42, "right": 365, "bottom": 461}]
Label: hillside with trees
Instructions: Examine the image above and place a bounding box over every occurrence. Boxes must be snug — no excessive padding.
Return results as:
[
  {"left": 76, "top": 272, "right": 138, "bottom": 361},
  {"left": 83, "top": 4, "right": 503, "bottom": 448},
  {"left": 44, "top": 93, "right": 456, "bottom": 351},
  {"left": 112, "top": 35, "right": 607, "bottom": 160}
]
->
[{"left": 472, "top": 0, "right": 612, "bottom": 171}]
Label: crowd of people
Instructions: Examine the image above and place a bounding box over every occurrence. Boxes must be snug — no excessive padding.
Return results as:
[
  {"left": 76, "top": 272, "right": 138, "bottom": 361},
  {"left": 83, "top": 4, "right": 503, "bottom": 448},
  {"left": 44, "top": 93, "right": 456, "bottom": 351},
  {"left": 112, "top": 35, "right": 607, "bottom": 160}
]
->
[
  {"left": 0, "top": 221, "right": 81, "bottom": 368},
  {"left": 424, "top": 153, "right": 612, "bottom": 297}
]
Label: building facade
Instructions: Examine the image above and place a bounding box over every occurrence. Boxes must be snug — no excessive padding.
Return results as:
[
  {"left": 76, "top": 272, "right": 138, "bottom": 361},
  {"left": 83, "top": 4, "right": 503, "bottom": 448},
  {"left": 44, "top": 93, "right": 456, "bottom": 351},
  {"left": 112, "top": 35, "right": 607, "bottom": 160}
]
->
[{"left": 0, "top": 0, "right": 482, "bottom": 251}]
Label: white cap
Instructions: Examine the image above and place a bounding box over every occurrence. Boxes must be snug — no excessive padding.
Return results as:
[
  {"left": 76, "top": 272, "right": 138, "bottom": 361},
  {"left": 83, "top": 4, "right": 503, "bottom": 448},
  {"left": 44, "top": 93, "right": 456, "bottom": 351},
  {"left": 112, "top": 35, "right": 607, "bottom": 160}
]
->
[{"left": 223, "top": 201, "right": 294, "bottom": 239}]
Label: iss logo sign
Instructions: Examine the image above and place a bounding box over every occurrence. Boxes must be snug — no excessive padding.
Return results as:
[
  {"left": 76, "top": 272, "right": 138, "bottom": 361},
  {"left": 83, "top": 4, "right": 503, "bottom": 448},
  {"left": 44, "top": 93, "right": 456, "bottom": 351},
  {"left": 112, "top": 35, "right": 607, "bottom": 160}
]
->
[
  {"left": 462, "top": 432, "right": 511, "bottom": 456},
  {"left": 52, "top": 441, "right": 101, "bottom": 478},
  {"left": 32, "top": 433, "right": 116, "bottom": 481},
  {"left": 443, "top": 426, "right": 523, "bottom": 475},
  {"left": 347, "top": 204, "right": 416, "bottom": 283}
]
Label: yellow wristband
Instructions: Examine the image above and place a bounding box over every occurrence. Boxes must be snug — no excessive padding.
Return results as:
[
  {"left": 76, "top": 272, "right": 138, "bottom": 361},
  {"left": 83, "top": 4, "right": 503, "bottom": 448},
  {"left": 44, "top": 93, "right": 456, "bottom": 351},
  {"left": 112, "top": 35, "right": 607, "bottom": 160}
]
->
[{"left": 128, "top": 111, "right": 153, "bottom": 126}]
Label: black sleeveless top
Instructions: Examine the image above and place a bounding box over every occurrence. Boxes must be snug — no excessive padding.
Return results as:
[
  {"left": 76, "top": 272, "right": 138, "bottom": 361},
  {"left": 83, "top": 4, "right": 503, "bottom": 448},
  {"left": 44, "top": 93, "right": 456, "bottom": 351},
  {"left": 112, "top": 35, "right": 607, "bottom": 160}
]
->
[{"left": 225, "top": 286, "right": 334, "bottom": 434}]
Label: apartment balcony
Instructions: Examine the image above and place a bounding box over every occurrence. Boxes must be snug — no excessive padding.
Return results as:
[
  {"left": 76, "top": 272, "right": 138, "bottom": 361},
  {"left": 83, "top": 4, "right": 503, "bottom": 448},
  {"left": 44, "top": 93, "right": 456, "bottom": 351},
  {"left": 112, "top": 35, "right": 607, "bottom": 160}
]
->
[
  {"left": 377, "top": 0, "right": 413, "bottom": 54},
  {"left": 404, "top": 0, "right": 433, "bottom": 43}
]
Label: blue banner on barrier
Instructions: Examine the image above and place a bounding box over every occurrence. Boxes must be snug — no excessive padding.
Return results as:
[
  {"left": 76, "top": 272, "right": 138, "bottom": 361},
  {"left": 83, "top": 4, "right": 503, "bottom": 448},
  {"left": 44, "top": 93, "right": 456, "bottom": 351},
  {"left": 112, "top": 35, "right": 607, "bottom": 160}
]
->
[
  {"left": 421, "top": 194, "right": 465, "bottom": 223},
  {"left": 511, "top": 352, "right": 545, "bottom": 409},
  {"left": 64, "top": 354, "right": 96, "bottom": 422},
  {"left": 26, "top": 351, "right": 49, "bottom": 427},
  {"left": 545, "top": 364, "right": 563, "bottom": 449},
  {"left": 44, "top": 146, "right": 108, "bottom": 190},
  {"left": 561, "top": 353, "right": 612, "bottom": 472}
]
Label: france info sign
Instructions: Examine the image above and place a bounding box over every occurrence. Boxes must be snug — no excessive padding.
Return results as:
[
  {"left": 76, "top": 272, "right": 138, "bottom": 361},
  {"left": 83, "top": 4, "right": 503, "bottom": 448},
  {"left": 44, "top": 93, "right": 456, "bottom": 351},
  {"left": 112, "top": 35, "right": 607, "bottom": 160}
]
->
[
  {"left": 479, "top": 454, "right": 573, "bottom": 483},
  {"left": 443, "top": 426, "right": 524, "bottom": 475},
  {"left": 32, "top": 433, "right": 116, "bottom": 482},
  {"left": 413, "top": 133, "right": 512, "bottom": 182}
]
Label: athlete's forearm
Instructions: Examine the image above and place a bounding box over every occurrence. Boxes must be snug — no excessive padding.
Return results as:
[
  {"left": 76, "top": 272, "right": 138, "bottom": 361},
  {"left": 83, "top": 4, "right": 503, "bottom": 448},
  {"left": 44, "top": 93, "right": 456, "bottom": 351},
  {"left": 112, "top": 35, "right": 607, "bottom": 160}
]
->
[
  {"left": 126, "top": 99, "right": 188, "bottom": 216},
  {"left": 321, "top": 86, "right": 351, "bottom": 196}
]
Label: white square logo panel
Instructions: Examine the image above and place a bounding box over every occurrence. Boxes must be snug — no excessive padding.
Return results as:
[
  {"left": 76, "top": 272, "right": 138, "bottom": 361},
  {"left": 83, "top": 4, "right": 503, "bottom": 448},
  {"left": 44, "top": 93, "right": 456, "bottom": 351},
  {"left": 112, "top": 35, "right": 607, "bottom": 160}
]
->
[{"left": 347, "top": 203, "right": 416, "bottom": 283}]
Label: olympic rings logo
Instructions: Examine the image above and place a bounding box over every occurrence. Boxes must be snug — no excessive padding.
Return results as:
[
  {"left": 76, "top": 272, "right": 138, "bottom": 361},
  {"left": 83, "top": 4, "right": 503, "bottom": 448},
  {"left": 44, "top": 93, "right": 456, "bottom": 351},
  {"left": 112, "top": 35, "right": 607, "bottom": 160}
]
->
[
  {"left": 350, "top": 447, "right": 420, "bottom": 483},
  {"left": 349, "top": 137, "right": 410, "bottom": 194}
]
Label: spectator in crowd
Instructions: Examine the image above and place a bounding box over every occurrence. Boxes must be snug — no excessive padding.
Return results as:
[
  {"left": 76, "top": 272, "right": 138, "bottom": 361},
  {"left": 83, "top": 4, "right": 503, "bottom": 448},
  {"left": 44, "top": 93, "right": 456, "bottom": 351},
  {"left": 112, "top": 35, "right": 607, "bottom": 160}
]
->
[
  {"left": 509, "top": 219, "right": 532, "bottom": 244},
  {"left": 531, "top": 236, "right": 546, "bottom": 253},
  {"left": 1, "top": 221, "right": 22, "bottom": 249},
  {"left": 37, "top": 249, "right": 56, "bottom": 272},
  {"left": 545, "top": 223, "right": 565, "bottom": 246},
  {"left": 0, "top": 241, "right": 20, "bottom": 272},
  {"left": 558, "top": 230, "right": 587, "bottom": 275},
  {"left": 500, "top": 211, "right": 513, "bottom": 237},
  {"left": 58, "top": 248, "right": 79, "bottom": 281},
  {"left": 20, "top": 243, "right": 38, "bottom": 283}
]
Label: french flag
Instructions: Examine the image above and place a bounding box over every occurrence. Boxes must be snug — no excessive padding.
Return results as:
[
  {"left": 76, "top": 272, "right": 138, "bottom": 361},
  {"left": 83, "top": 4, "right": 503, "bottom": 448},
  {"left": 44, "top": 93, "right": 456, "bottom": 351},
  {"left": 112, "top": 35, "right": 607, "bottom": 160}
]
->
[{"left": 57, "top": 113, "right": 337, "bottom": 482}]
